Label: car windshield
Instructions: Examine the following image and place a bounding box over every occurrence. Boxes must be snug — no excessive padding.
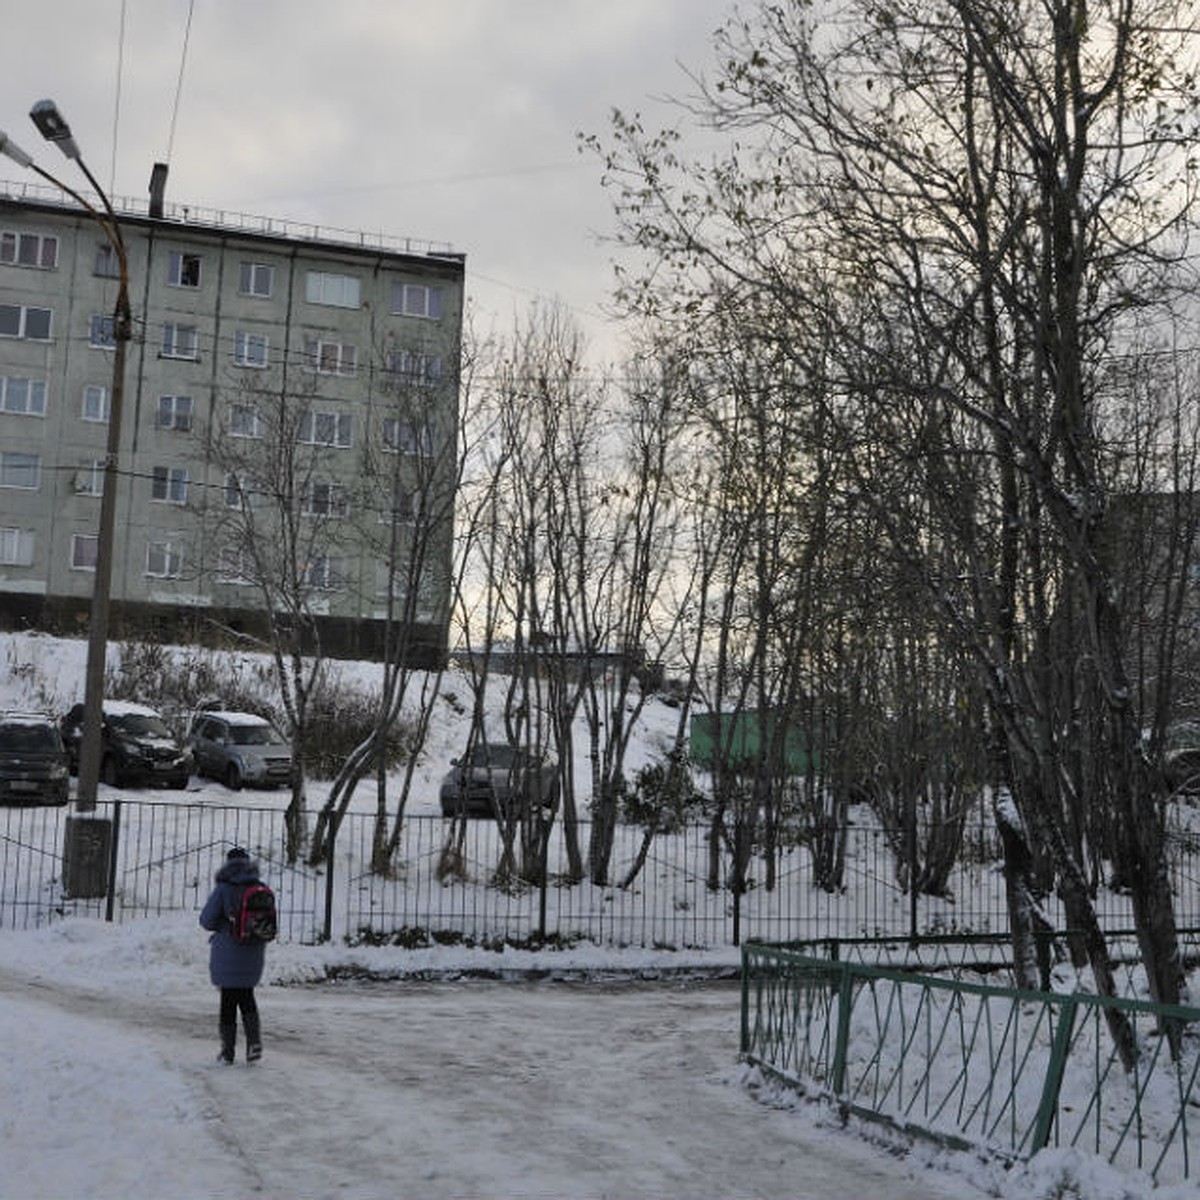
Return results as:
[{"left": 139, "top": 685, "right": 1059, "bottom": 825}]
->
[
  {"left": 230, "top": 724, "right": 285, "bottom": 746},
  {"left": 0, "top": 724, "right": 59, "bottom": 752},
  {"left": 110, "top": 713, "right": 172, "bottom": 738},
  {"left": 1166, "top": 724, "right": 1200, "bottom": 752},
  {"left": 469, "top": 744, "right": 525, "bottom": 769}
]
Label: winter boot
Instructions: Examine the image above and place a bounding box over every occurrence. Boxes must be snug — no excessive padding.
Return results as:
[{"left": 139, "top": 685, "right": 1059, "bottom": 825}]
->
[
  {"left": 244, "top": 1010, "right": 262, "bottom": 1063},
  {"left": 219, "top": 1022, "right": 236, "bottom": 1065}
]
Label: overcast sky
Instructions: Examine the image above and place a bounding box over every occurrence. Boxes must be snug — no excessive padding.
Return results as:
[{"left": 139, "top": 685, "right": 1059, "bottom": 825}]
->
[{"left": 1, "top": 1, "right": 737, "bottom": 363}]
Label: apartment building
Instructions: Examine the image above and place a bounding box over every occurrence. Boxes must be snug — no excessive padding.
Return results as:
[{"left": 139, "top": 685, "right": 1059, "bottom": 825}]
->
[{"left": 0, "top": 180, "right": 463, "bottom": 663}]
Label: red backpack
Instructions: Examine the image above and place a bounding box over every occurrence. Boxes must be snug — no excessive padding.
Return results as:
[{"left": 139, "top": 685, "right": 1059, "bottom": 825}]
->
[{"left": 230, "top": 881, "right": 278, "bottom": 944}]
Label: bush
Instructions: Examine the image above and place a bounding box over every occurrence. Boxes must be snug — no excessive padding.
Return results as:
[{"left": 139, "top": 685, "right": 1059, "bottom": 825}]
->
[
  {"left": 105, "top": 641, "right": 279, "bottom": 734},
  {"left": 103, "top": 640, "right": 410, "bottom": 781},
  {"left": 303, "top": 670, "right": 410, "bottom": 780},
  {"left": 621, "top": 751, "right": 706, "bottom": 831}
]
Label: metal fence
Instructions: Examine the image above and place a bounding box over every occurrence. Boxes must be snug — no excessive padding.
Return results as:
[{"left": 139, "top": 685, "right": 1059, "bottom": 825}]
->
[
  {"left": 2, "top": 796, "right": 1199, "bottom": 947},
  {"left": 740, "top": 943, "right": 1200, "bottom": 1187}
]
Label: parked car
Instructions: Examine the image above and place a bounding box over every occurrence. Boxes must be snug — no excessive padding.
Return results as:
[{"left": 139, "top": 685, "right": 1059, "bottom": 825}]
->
[
  {"left": 0, "top": 711, "right": 70, "bottom": 806},
  {"left": 1162, "top": 721, "right": 1200, "bottom": 796},
  {"left": 439, "top": 742, "right": 559, "bottom": 818},
  {"left": 189, "top": 711, "right": 293, "bottom": 790},
  {"left": 60, "top": 700, "right": 193, "bottom": 789}
]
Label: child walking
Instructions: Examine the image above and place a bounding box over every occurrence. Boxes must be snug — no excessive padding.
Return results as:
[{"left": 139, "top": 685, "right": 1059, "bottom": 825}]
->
[{"left": 200, "top": 847, "right": 267, "bottom": 1064}]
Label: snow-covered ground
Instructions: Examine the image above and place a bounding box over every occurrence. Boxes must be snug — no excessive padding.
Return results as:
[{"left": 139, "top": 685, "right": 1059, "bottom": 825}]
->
[
  {"left": 2, "top": 915, "right": 1170, "bottom": 1200},
  {"left": 0, "top": 631, "right": 1193, "bottom": 1198}
]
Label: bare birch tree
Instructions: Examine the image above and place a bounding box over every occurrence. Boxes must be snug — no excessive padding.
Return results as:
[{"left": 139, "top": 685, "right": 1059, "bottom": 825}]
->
[
  {"left": 203, "top": 374, "right": 353, "bottom": 861},
  {"left": 591, "top": 0, "right": 1200, "bottom": 1050}
]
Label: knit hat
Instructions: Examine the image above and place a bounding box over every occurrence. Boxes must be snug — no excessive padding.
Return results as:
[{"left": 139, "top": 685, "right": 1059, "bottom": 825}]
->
[{"left": 226, "top": 847, "right": 249, "bottom": 861}]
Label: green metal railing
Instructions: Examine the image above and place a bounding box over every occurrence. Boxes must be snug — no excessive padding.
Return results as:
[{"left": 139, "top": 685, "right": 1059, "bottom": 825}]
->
[{"left": 741, "top": 944, "right": 1200, "bottom": 1186}]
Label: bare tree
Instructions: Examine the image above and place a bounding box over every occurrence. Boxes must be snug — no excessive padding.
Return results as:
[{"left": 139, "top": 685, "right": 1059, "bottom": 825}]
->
[
  {"left": 202, "top": 374, "right": 353, "bottom": 861},
  {"left": 306, "top": 329, "right": 464, "bottom": 871},
  {"left": 591, "top": 0, "right": 1200, "bottom": 1051}
]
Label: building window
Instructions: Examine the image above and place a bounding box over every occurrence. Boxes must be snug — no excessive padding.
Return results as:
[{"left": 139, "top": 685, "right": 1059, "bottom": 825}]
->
[
  {"left": 223, "top": 472, "right": 265, "bottom": 510},
  {"left": 380, "top": 484, "right": 417, "bottom": 525},
  {"left": 305, "top": 271, "right": 360, "bottom": 309},
  {"left": 233, "top": 330, "right": 269, "bottom": 367},
  {"left": 301, "top": 555, "right": 345, "bottom": 591},
  {"left": 0, "top": 304, "right": 52, "bottom": 340},
  {"left": 239, "top": 261, "right": 273, "bottom": 297},
  {"left": 151, "top": 465, "right": 189, "bottom": 505},
  {"left": 229, "top": 404, "right": 265, "bottom": 439},
  {"left": 146, "top": 540, "right": 184, "bottom": 578},
  {"left": 0, "top": 527, "right": 34, "bottom": 566},
  {"left": 376, "top": 563, "right": 405, "bottom": 600},
  {"left": 303, "top": 335, "right": 357, "bottom": 377},
  {"left": 375, "top": 566, "right": 435, "bottom": 614},
  {"left": 71, "top": 533, "right": 98, "bottom": 571},
  {"left": 82, "top": 385, "right": 110, "bottom": 423},
  {"left": 94, "top": 243, "right": 120, "bottom": 278},
  {"left": 0, "top": 231, "right": 58, "bottom": 270},
  {"left": 162, "top": 322, "right": 198, "bottom": 360},
  {"left": 217, "top": 546, "right": 254, "bottom": 584},
  {"left": 90, "top": 314, "right": 116, "bottom": 348},
  {"left": 390, "top": 282, "right": 443, "bottom": 320},
  {"left": 382, "top": 417, "right": 433, "bottom": 456},
  {"left": 385, "top": 349, "right": 442, "bottom": 387},
  {"left": 301, "top": 480, "right": 350, "bottom": 518},
  {"left": 157, "top": 395, "right": 194, "bottom": 431},
  {"left": 0, "top": 376, "right": 47, "bottom": 416},
  {"left": 167, "top": 251, "right": 202, "bottom": 288},
  {"left": 0, "top": 451, "right": 39, "bottom": 489},
  {"left": 75, "top": 459, "right": 105, "bottom": 496},
  {"left": 299, "top": 410, "right": 353, "bottom": 448}
]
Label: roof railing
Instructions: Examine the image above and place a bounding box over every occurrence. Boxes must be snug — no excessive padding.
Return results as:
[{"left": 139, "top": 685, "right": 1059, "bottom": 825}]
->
[{"left": 0, "top": 176, "right": 460, "bottom": 260}]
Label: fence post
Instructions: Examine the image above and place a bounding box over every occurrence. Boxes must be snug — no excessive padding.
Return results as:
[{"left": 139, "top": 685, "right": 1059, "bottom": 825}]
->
[
  {"left": 907, "top": 796, "right": 919, "bottom": 939},
  {"left": 104, "top": 799, "right": 121, "bottom": 923},
  {"left": 322, "top": 817, "right": 336, "bottom": 943},
  {"left": 739, "top": 943, "right": 754, "bottom": 1055},
  {"left": 537, "top": 808, "right": 550, "bottom": 943},
  {"left": 1032, "top": 995, "right": 1077, "bottom": 1153},
  {"left": 831, "top": 960, "right": 854, "bottom": 1098}
]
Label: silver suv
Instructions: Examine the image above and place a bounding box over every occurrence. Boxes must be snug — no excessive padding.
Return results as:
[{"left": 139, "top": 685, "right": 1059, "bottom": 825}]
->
[{"left": 189, "top": 711, "right": 293, "bottom": 791}]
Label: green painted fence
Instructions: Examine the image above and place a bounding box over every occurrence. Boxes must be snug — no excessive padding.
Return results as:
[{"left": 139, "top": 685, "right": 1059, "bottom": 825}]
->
[{"left": 740, "top": 943, "right": 1200, "bottom": 1186}]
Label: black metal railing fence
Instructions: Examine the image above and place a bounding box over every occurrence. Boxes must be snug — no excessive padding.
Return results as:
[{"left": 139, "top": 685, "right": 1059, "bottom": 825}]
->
[{"left": 2, "top": 796, "right": 1197, "bottom": 948}]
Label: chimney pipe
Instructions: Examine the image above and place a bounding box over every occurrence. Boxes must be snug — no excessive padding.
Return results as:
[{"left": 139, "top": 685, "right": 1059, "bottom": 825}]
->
[{"left": 149, "top": 162, "right": 168, "bottom": 219}]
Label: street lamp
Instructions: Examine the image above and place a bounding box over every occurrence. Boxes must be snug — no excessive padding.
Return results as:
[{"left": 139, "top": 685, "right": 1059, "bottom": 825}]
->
[{"left": 1, "top": 101, "right": 131, "bottom": 814}]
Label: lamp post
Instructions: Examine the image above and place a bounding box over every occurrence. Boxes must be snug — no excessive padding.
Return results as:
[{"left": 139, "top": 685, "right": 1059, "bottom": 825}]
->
[{"left": 1, "top": 102, "right": 131, "bottom": 814}]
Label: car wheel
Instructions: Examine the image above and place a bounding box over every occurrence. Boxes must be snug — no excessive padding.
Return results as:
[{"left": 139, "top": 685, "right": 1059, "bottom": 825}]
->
[
  {"left": 225, "top": 763, "right": 243, "bottom": 791},
  {"left": 101, "top": 756, "right": 121, "bottom": 788}
]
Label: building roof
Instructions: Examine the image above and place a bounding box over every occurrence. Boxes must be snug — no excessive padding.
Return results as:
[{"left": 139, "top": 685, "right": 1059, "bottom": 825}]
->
[{"left": 0, "top": 176, "right": 465, "bottom": 270}]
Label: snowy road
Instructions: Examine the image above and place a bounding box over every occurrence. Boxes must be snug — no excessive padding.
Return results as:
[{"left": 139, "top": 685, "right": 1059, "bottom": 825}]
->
[{"left": 2, "top": 969, "right": 985, "bottom": 1199}]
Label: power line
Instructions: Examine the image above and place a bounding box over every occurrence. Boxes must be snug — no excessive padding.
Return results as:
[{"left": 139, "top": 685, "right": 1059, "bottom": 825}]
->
[
  {"left": 165, "top": 0, "right": 196, "bottom": 165},
  {"left": 246, "top": 161, "right": 592, "bottom": 206},
  {"left": 109, "top": 0, "right": 127, "bottom": 195}
]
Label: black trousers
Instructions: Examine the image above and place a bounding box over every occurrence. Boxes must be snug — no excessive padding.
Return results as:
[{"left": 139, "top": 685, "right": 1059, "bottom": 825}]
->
[{"left": 219, "top": 986, "right": 258, "bottom": 1027}]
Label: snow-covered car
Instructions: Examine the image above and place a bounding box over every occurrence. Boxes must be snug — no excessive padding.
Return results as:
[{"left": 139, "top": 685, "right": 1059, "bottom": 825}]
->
[
  {"left": 60, "top": 700, "right": 193, "bottom": 789},
  {"left": 1162, "top": 721, "right": 1200, "bottom": 796},
  {"left": 0, "top": 711, "right": 69, "bottom": 806},
  {"left": 439, "top": 742, "right": 559, "bottom": 818},
  {"left": 188, "top": 711, "right": 293, "bottom": 791}
]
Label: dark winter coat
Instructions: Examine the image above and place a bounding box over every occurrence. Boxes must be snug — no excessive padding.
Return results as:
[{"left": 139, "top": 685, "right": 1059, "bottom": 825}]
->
[{"left": 199, "top": 856, "right": 267, "bottom": 989}]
